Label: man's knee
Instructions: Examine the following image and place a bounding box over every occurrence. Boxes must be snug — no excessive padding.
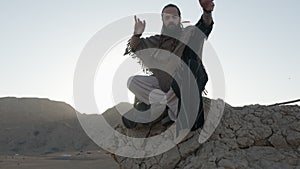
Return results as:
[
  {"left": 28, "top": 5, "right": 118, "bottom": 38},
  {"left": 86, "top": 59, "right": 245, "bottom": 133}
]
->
[{"left": 127, "top": 76, "right": 136, "bottom": 90}]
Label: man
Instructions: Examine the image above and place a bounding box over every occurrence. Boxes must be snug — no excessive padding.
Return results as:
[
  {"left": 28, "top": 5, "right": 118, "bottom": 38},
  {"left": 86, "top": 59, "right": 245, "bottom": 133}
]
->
[{"left": 123, "top": 0, "right": 214, "bottom": 131}]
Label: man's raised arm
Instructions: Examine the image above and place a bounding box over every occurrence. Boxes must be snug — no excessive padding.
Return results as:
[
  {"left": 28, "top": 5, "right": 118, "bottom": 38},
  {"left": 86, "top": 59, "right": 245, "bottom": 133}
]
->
[
  {"left": 129, "top": 15, "right": 146, "bottom": 51},
  {"left": 195, "top": 0, "right": 215, "bottom": 38}
]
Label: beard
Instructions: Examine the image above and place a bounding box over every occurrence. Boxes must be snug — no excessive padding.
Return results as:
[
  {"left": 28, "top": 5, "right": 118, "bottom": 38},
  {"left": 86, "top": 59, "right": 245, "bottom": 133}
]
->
[{"left": 161, "top": 23, "right": 182, "bottom": 38}]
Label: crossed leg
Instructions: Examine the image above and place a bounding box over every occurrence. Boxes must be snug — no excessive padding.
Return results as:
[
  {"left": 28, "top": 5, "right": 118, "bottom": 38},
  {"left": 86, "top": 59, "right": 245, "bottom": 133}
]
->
[{"left": 127, "top": 75, "right": 179, "bottom": 121}]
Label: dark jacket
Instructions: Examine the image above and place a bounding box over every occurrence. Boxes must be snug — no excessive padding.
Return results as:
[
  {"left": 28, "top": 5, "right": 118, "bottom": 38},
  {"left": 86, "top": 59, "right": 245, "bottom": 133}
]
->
[{"left": 172, "top": 16, "right": 213, "bottom": 130}]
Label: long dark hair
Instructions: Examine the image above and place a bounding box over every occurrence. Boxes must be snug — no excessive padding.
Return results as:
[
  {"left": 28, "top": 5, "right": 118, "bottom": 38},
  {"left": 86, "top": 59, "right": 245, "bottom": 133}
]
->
[{"left": 161, "top": 4, "right": 181, "bottom": 17}]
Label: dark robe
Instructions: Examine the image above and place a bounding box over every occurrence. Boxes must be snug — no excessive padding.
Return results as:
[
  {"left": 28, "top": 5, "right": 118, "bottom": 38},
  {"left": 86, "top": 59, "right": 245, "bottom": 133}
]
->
[{"left": 125, "top": 16, "right": 214, "bottom": 131}]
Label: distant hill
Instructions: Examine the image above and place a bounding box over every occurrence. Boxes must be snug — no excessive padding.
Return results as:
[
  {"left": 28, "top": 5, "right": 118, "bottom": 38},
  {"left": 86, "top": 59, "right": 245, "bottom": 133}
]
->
[{"left": 0, "top": 97, "right": 99, "bottom": 155}]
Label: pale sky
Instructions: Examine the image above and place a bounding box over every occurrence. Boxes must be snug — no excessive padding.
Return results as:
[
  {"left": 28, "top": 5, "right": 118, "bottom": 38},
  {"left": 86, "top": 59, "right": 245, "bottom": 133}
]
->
[{"left": 0, "top": 0, "right": 299, "bottom": 113}]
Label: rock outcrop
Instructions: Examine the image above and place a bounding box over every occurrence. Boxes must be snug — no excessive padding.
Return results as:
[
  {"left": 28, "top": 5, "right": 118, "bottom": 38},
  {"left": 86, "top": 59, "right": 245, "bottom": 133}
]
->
[{"left": 109, "top": 99, "right": 300, "bottom": 169}]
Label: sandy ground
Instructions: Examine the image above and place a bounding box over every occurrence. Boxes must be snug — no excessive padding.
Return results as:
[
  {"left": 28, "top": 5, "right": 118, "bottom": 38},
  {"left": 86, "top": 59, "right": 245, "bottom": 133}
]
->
[{"left": 0, "top": 150, "right": 119, "bottom": 169}]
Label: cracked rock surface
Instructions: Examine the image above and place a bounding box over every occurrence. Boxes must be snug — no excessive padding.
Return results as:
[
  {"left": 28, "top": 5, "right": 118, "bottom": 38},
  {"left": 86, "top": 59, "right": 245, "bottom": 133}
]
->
[{"left": 108, "top": 99, "right": 300, "bottom": 169}]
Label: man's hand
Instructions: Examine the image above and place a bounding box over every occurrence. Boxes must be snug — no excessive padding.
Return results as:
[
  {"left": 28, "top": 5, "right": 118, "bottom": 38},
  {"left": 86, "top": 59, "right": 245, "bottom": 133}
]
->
[
  {"left": 134, "top": 15, "right": 146, "bottom": 35},
  {"left": 199, "top": 0, "right": 215, "bottom": 12}
]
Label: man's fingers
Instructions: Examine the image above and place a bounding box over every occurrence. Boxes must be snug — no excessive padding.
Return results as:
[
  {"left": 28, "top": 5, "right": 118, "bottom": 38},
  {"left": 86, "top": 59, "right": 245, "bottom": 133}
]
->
[
  {"left": 199, "top": 0, "right": 215, "bottom": 11},
  {"left": 134, "top": 15, "right": 137, "bottom": 23},
  {"left": 134, "top": 15, "right": 146, "bottom": 27}
]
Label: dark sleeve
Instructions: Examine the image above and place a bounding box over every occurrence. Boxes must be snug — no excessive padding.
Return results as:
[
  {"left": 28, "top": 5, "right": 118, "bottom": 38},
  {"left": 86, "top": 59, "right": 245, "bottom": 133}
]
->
[
  {"left": 124, "top": 35, "right": 160, "bottom": 56},
  {"left": 195, "top": 16, "right": 214, "bottom": 38}
]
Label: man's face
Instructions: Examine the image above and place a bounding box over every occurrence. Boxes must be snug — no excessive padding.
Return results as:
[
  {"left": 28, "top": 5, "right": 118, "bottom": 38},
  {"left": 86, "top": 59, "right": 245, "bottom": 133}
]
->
[{"left": 162, "top": 7, "right": 181, "bottom": 30}]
